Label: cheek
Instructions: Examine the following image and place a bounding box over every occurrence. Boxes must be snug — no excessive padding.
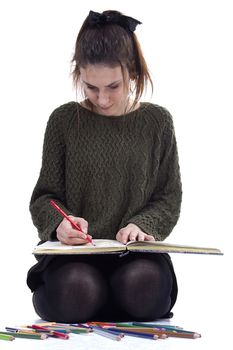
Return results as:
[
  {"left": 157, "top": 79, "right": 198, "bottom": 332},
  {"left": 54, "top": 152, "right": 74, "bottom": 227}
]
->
[
  {"left": 85, "top": 89, "right": 96, "bottom": 100},
  {"left": 114, "top": 88, "right": 127, "bottom": 101},
  {"left": 117, "top": 91, "right": 128, "bottom": 103}
]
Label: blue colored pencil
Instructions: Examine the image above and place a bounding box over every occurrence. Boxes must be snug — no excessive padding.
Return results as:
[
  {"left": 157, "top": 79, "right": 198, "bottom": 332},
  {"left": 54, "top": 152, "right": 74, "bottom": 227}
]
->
[
  {"left": 92, "top": 326, "right": 124, "bottom": 335},
  {"left": 91, "top": 327, "right": 122, "bottom": 341}
]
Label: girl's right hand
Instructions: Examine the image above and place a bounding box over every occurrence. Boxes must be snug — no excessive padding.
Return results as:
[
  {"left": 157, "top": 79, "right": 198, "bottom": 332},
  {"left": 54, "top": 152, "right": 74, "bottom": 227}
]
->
[{"left": 56, "top": 216, "right": 91, "bottom": 245}]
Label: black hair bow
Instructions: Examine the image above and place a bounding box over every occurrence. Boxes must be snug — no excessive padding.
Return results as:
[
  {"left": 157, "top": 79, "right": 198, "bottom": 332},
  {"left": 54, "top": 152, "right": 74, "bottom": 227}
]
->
[{"left": 87, "top": 10, "right": 141, "bottom": 32}]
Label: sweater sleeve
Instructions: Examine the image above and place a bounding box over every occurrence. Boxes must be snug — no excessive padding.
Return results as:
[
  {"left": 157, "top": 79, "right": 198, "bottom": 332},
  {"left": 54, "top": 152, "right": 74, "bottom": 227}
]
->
[
  {"left": 29, "top": 105, "right": 73, "bottom": 241},
  {"left": 127, "top": 109, "right": 182, "bottom": 240}
]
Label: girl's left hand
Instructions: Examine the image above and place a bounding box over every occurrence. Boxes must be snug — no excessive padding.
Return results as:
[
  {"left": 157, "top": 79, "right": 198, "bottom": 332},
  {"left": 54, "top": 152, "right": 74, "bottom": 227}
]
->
[{"left": 116, "top": 223, "right": 155, "bottom": 244}]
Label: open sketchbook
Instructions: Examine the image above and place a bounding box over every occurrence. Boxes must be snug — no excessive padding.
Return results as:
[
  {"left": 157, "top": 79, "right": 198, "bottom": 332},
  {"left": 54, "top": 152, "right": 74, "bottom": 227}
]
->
[{"left": 33, "top": 239, "right": 223, "bottom": 255}]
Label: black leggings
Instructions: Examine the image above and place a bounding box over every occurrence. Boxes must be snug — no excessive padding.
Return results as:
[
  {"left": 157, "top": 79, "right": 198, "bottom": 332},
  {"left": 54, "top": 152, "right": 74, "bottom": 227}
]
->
[{"left": 31, "top": 253, "right": 177, "bottom": 323}]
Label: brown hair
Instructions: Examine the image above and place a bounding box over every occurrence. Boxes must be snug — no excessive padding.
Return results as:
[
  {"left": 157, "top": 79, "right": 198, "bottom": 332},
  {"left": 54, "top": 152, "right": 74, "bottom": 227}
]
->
[{"left": 71, "top": 10, "right": 153, "bottom": 108}]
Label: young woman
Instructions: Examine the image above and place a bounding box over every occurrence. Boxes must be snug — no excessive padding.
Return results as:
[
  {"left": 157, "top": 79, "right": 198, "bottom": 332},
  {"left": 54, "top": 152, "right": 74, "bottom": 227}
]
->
[{"left": 27, "top": 10, "right": 182, "bottom": 323}]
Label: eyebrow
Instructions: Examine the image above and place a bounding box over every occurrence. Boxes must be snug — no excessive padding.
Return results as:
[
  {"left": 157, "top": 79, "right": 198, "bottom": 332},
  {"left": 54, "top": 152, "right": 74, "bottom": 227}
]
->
[{"left": 83, "top": 80, "right": 122, "bottom": 88}]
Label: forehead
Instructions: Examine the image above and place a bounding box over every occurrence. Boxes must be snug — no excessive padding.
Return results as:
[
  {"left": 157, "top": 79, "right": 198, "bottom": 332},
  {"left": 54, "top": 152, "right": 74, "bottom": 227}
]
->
[{"left": 80, "top": 64, "right": 126, "bottom": 85}]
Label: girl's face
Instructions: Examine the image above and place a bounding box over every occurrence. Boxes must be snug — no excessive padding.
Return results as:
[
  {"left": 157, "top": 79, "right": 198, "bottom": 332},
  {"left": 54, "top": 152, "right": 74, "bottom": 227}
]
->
[{"left": 80, "top": 64, "right": 130, "bottom": 116}]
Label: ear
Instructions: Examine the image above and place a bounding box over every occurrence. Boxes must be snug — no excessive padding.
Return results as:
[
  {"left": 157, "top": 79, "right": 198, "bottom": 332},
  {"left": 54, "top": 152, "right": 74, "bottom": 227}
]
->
[{"left": 126, "top": 79, "right": 135, "bottom": 96}]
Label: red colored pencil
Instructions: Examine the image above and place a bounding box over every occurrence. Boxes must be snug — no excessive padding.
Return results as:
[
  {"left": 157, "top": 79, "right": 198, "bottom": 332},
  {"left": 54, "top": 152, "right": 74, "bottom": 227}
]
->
[
  {"left": 29, "top": 325, "right": 69, "bottom": 340},
  {"left": 50, "top": 200, "right": 94, "bottom": 245}
]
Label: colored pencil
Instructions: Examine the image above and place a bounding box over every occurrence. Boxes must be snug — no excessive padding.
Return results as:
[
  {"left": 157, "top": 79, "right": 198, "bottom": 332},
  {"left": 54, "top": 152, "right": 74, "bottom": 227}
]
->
[
  {"left": 50, "top": 200, "right": 94, "bottom": 245},
  {"left": 0, "top": 331, "right": 47, "bottom": 340},
  {"left": 132, "top": 322, "right": 183, "bottom": 330},
  {"left": 40, "top": 323, "right": 91, "bottom": 333},
  {"left": 36, "top": 323, "right": 91, "bottom": 333},
  {"left": 77, "top": 323, "right": 93, "bottom": 330},
  {"left": 109, "top": 326, "right": 167, "bottom": 339},
  {"left": 6, "top": 326, "right": 50, "bottom": 334},
  {"left": 91, "top": 326, "right": 124, "bottom": 336},
  {"left": 116, "top": 324, "right": 197, "bottom": 334},
  {"left": 88, "top": 321, "right": 120, "bottom": 327},
  {"left": 105, "top": 327, "right": 159, "bottom": 340},
  {"left": 29, "top": 324, "right": 69, "bottom": 339},
  {"left": 92, "top": 327, "right": 122, "bottom": 341},
  {"left": 106, "top": 325, "right": 201, "bottom": 339},
  {"left": 35, "top": 326, "right": 70, "bottom": 333},
  {"left": 164, "top": 330, "right": 201, "bottom": 339},
  {"left": 0, "top": 333, "right": 15, "bottom": 341},
  {"left": 132, "top": 322, "right": 201, "bottom": 337}
]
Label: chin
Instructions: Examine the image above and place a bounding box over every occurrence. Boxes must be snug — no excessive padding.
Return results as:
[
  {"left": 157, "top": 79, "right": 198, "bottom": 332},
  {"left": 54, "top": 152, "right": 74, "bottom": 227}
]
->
[{"left": 98, "top": 107, "right": 116, "bottom": 116}]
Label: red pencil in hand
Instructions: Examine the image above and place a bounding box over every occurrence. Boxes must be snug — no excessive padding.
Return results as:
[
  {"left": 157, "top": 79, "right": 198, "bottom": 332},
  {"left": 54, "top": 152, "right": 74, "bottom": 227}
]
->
[{"left": 50, "top": 200, "right": 94, "bottom": 245}]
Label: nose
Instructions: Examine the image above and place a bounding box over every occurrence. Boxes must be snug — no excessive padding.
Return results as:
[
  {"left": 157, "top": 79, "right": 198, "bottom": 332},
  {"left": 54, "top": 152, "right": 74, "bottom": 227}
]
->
[{"left": 98, "top": 91, "right": 109, "bottom": 107}]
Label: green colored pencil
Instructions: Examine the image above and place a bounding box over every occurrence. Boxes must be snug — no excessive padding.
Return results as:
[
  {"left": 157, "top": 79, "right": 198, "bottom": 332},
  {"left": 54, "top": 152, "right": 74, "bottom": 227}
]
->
[
  {"left": 0, "top": 333, "right": 15, "bottom": 341},
  {"left": 0, "top": 331, "right": 47, "bottom": 340},
  {"left": 70, "top": 328, "right": 91, "bottom": 334}
]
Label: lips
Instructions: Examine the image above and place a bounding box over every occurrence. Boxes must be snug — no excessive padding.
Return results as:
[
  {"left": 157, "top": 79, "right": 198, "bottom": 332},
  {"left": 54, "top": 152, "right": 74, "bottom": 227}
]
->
[
  {"left": 98, "top": 105, "right": 113, "bottom": 111},
  {"left": 96, "top": 105, "right": 115, "bottom": 115}
]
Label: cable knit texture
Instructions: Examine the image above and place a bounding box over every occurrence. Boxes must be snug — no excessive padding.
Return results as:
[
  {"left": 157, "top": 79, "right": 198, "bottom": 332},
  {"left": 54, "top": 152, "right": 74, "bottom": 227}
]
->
[{"left": 30, "top": 102, "right": 182, "bottom": 242}]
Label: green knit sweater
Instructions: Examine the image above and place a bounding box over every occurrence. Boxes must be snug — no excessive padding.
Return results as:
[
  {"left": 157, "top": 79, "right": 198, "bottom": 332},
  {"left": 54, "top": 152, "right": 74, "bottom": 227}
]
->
[{"left": 30, "top": 102, "right": 182, "bottom": 242}]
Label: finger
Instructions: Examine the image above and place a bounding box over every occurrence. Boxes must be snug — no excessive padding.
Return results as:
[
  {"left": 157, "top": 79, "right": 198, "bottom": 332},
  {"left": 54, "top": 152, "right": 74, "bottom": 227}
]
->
[
  {"left": 137, "top": 232, "right": 146, "bottom": 241},
  {"left": 71, "top": 216, "right": 88, "bottom": 234},
  {"left": 86, "top": 234, "right": 93, "bottom": 242},
  {"left": 144, "top": 234, "right": 155, "bottom": 241},
  {"left": 56, "top": 225, "right": 88, "bottom": 242},
  {"left": 60, "top": 216, "right": 88, "bottom": 239},
  {"left": 67, "top": 227, "right": 88, "bottom": 240},
  {"left": 116, "top": 229, "right": 130, "bottom": 244},
  {"left": 129, "top": 230, "right": 138, "bottom": 241},
  {"left": 60, "top": 236, "right": 88, "bottom": 245}
]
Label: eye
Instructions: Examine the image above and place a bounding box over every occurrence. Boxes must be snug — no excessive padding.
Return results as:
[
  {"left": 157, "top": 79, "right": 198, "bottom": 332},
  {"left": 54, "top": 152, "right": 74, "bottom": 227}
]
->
[
  {"left": 109, "top": 85, "right": 119, "bottom": 90},
  {"left": 87, "top": 85, "right": 97, "bottom": 91}
]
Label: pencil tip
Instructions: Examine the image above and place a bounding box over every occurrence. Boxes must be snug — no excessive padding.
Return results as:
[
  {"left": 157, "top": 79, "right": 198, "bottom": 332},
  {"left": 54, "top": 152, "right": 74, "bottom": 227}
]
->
[{"left": 194, "top": 332, "right": 201, "bottom": 338}]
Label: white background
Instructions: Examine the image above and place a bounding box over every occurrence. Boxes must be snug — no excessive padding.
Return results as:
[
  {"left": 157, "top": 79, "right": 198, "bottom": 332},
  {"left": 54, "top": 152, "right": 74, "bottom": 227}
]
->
[{"left": 0, "top": 0, "right": 232, "bottom": 347}]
